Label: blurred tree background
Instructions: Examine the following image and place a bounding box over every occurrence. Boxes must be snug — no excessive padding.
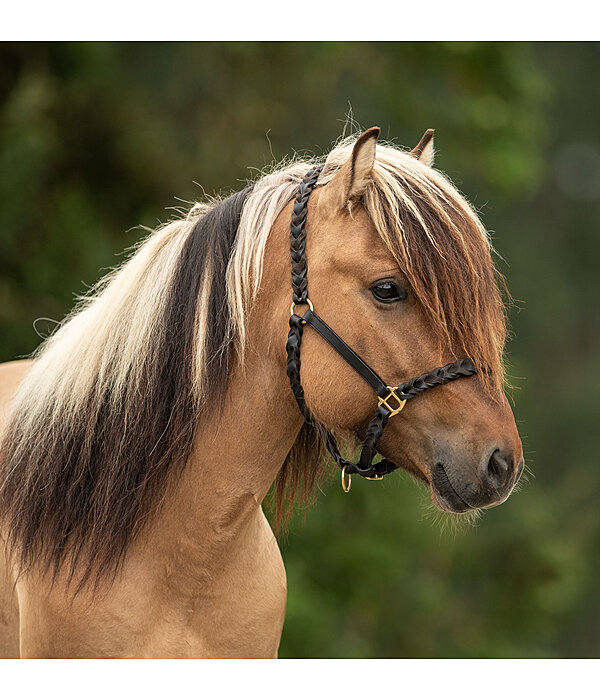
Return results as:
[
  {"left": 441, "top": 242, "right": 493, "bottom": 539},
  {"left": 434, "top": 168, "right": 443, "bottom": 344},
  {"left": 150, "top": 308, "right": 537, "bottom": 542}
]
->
[{"left": 0, "top": 42, "right": 598, "bottom": 657}]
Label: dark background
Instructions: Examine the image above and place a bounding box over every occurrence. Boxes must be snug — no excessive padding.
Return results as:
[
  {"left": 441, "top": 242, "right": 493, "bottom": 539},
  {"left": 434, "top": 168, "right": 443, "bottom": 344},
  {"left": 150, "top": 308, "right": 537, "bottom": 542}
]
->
[{"left": 0, "top": 42, "right": 598, "bottom": 657}]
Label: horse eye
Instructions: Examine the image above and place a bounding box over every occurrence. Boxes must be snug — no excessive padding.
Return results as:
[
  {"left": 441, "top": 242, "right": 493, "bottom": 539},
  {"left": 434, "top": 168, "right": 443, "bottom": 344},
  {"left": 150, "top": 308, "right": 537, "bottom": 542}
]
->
[{"left": 370, "top": 281, "right": 407, "bottom": 303}]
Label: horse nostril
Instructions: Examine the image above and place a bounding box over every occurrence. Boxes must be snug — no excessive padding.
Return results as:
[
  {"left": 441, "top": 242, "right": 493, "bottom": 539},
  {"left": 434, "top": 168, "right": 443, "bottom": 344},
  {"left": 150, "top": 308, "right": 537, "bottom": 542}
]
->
[{"left": 484, "top": 448, "right": 512, "bottom": 491}]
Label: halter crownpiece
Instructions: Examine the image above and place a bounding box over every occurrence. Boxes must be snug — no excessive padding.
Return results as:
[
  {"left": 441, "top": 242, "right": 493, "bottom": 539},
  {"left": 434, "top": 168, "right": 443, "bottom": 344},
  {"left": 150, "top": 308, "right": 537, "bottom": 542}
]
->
[{"left": 285, "top": 164, "right": 477, "bottom": 492}]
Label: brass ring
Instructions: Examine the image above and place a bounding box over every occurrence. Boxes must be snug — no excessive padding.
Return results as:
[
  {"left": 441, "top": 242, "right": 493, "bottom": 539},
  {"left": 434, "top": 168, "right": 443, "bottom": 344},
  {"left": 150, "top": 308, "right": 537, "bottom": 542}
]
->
[
  {"left": 341, "top": 465, "right": 352, "bottom": 493},
  {"left": 290, "top": 297, "right": 314, "bottom": 318}
]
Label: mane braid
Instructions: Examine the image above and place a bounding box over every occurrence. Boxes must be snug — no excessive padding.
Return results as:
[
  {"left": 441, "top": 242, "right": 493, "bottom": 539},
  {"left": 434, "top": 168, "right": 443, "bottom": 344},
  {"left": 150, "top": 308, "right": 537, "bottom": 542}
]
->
[{"left": 0, "top": 186, "right": 252, "bottom": 589}]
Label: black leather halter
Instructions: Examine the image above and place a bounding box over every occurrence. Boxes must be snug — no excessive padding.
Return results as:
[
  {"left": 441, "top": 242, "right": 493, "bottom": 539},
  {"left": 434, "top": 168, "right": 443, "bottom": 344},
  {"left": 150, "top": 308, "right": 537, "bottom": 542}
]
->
[{"left": 285, "top": 164, "right": 477, "bottom": 491}]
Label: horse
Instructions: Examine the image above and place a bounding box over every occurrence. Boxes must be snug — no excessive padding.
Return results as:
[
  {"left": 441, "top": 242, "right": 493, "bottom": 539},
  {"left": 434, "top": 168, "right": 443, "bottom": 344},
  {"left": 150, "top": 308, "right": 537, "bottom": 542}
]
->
[{"left": 0, "top": 127, "right": 523, "bottom": 658}]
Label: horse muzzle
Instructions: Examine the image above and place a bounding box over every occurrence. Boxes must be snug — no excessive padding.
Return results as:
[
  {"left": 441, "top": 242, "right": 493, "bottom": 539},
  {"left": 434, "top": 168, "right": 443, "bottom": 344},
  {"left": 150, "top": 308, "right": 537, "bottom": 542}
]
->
[{"left": 430, "top": 448, "right": 524, "bottom": 513}]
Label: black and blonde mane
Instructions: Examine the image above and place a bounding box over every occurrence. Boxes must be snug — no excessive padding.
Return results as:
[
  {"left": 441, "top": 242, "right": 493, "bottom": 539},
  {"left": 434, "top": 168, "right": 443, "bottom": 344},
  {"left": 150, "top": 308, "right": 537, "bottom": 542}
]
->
[
  {"left": 0, "top": 135, "right": 507, "bottom": 586},
  {"left": 0, "top": 187, "right": 252, "bottom": 587}
]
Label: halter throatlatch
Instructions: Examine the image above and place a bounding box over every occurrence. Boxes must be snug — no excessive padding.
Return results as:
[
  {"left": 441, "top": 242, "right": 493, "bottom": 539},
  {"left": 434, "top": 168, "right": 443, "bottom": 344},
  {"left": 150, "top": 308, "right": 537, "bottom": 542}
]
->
[{"left": 285, "top": 165, "right": 477, "bottom": 491}]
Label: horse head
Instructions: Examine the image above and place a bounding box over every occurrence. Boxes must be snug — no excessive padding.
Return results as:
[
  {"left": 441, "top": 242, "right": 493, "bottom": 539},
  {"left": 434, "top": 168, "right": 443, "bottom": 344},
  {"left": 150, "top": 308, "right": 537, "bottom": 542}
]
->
[{"left": 269, "top": 127, "right": 523, "bottom": 512}]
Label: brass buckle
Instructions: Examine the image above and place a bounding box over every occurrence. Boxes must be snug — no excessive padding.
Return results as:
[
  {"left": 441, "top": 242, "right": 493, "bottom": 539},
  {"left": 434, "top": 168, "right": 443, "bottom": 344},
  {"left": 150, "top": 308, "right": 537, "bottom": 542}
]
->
[
  {"left": 290, "top": 297, "right": 314, "bottom": 323},
  {"left": 341, "top": 465, "right": 352, "bottom": 493},
  {"left": 378, "top": 386, "right": 407, "bottom": 416},
  {"left": 365, "top": 474, "right": 384, "bottom": 481}
]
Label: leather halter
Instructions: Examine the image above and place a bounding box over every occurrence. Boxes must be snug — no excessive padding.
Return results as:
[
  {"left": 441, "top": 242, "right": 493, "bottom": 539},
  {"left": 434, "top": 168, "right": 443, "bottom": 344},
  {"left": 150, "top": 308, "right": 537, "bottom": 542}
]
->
[{"left": 285, "top": 164, "right": 477, "bottom": 491}]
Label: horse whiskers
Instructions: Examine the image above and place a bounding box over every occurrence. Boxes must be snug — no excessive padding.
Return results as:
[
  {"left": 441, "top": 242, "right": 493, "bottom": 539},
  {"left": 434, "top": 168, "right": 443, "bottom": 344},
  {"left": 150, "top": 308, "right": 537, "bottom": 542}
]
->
[{"left": 420, "top": 497, "right": 483, "bottom": 535}]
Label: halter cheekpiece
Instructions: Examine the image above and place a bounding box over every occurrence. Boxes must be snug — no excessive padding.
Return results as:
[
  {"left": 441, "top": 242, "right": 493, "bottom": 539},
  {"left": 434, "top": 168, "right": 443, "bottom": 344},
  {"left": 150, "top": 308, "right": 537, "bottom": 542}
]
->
[{"left": 285, "top": 164, "right": 477, "bottom": 492}]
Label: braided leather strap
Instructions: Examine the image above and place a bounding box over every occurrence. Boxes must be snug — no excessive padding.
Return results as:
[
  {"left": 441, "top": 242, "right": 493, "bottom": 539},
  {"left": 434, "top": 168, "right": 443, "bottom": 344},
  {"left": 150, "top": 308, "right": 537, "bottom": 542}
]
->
[
  {"left": 290, "top": 165, "right": 324, "bottom": 304},
  {"left": 286, "top": 313, "right": 311, "bottom": 421},
  {"left": 395, "top": 358, "right": 477, "bottom": 400},
  {"left": 322, "top": 406, "right": 396, "bottom": 478},
  {"left": 286, "top": 165, "right": 324, "bottom": 422}
]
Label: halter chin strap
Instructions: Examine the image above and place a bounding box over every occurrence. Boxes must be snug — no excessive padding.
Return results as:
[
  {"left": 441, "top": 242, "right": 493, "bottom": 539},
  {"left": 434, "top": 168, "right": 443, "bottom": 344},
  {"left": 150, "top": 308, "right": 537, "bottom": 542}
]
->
[{"left": 285, "top": 164, "right": 477, "bottom": 491}]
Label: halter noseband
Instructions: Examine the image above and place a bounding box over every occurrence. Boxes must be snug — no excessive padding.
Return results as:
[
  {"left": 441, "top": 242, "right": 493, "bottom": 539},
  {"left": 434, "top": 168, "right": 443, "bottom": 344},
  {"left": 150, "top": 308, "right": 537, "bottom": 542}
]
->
[{"left": 285, "top": 164, "right": 477, "bottom": 492}]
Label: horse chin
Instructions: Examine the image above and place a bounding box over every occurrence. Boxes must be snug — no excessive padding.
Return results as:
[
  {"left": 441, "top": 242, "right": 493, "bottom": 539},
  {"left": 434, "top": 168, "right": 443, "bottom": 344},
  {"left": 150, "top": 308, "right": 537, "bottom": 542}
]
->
[
  {"left": 380, "top": 449, "right": 478, "bottom": 514},
  {"left": 429, "top": 483, "right": 474, "bottom": 514}
]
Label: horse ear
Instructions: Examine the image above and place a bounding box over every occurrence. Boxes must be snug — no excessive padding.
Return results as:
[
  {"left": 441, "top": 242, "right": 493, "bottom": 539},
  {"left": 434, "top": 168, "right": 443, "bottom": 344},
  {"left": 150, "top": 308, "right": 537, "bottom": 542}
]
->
[
  {"left": 411, "top": 128, "right": 435, "bottom": 167},
  {"left": 319, "top": 126, "right": 380, "bottom": 215}
]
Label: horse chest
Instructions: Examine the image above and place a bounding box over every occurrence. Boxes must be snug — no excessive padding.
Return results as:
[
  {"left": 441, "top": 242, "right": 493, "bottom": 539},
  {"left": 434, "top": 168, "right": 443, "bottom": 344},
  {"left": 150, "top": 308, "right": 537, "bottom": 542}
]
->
[
  {"left": 163, "top": 512, "right": 288, "bottom": 658},
  {"left": 15, "top": 508, "right": 287, "bottom": 658}
]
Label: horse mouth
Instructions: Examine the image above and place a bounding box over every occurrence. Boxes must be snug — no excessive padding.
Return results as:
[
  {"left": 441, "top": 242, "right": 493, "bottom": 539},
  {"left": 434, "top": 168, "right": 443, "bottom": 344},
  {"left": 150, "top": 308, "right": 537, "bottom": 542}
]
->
[
  {"left": 429, "top": 463, "right": 473, "bottom": 513},
  {"left": 374, "top": 453, "right": 479, "bottom": 514}
]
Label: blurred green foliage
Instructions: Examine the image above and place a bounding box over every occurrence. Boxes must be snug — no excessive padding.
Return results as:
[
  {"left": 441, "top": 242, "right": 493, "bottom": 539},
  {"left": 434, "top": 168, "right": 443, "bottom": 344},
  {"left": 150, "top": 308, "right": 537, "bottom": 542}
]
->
[{"left": 0, "top": 42, "right": 598, "bottom": 657}]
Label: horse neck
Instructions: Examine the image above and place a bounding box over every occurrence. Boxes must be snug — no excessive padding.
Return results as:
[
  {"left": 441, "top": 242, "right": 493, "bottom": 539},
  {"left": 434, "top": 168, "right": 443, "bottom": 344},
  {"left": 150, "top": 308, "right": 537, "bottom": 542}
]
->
[
  {"left": 144, "top": 302, "right": 301, "bottom": 578},
  {"left": 191, "top": 352, "right": 303, "bottom": 510}
]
